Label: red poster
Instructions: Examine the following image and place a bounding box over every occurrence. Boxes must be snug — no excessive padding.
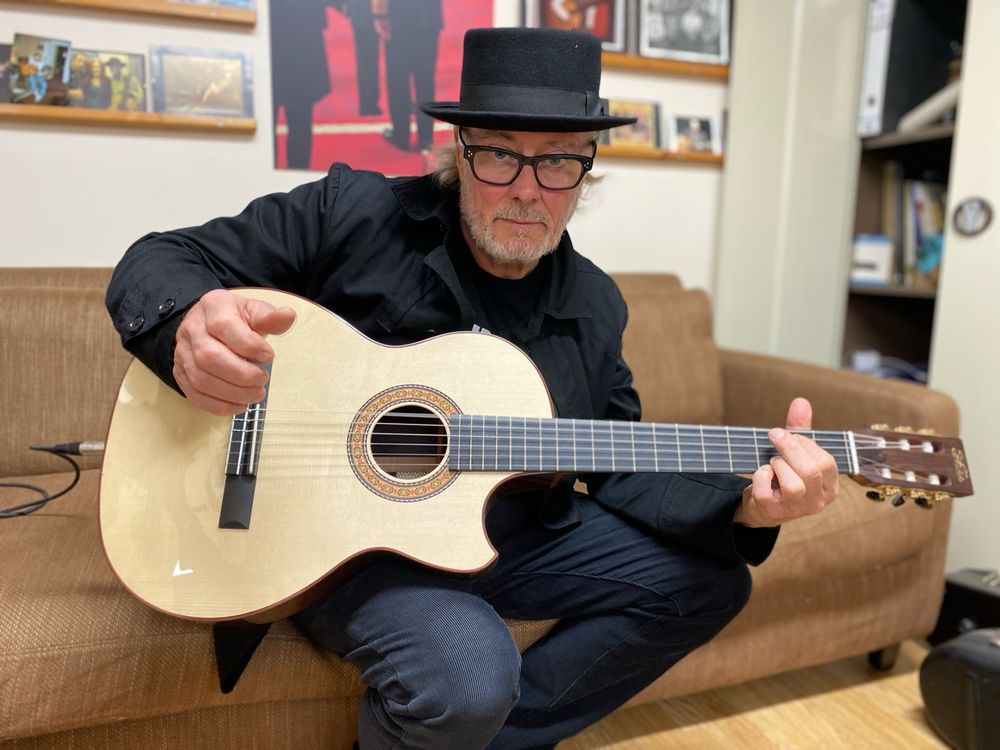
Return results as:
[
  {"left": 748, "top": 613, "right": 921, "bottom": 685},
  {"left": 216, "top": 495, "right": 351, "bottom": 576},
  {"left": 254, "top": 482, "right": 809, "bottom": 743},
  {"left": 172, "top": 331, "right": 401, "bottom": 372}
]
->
[{"left": 270, "top": 0, "right": 494, "bottom": 174}]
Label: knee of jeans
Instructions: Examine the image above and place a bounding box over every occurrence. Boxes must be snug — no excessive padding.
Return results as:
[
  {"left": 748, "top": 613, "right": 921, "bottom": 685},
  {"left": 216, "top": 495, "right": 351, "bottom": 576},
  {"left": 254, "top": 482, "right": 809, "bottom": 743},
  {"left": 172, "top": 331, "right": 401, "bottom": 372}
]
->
[{"left": 394, "top": 632, "right": 521, "bottom": 745}]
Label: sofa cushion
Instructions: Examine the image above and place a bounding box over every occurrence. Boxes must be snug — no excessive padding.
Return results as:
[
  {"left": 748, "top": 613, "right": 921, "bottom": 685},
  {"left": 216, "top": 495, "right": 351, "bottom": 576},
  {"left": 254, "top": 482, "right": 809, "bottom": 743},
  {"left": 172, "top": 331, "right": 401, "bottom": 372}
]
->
[
  {"left": 0, "top": 470, "right": 554, "bottom": 741},
  {"left": 0, "top": 286, "right": 131, "bottom": 477},
  {"left": 619, "top": 286, "right": 725, "bottom": 426}
]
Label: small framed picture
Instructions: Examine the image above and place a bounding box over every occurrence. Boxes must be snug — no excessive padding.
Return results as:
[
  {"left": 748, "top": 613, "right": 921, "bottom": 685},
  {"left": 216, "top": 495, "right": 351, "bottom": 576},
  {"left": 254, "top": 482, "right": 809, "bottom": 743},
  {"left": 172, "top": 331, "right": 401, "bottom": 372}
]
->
[
  {"left": 606, "top": 99, "right": 660, "bottom": 149},
  {"left": 64, "top": 49, "right": 146, "bottom": 111},
  {"left": 639, "top": 0, "right": 730, "bottom": 65},
  {"left": 666, "top": 114, "right": 721, "bottom": 154},
  {"left": 149, "top": 45, "right": 253, "bottom": 117},
  {"left": 9, "top": 33, "right": 72, "bottom": 105},
  {"left": 523, "top": 0, "right": 627, "bottom": 53}
]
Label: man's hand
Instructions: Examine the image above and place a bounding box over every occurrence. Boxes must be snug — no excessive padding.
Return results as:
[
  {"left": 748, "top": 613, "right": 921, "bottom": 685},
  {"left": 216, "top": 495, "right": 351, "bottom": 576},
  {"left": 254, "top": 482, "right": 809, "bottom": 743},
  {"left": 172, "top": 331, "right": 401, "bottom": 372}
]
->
[
  {"left": 173, "top": 289, "right": 296, "bottom": 416},
  {"left": 734, "top": 397, "right": 839, "bottom": 528}
]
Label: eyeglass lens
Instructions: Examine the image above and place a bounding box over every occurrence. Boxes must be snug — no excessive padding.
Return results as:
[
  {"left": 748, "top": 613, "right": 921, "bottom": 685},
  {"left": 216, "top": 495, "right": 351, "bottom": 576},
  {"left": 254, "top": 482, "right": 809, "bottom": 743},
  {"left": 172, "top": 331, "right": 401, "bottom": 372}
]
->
[{"left": 471, "top": 150, "right": 586, "bottom": 190}]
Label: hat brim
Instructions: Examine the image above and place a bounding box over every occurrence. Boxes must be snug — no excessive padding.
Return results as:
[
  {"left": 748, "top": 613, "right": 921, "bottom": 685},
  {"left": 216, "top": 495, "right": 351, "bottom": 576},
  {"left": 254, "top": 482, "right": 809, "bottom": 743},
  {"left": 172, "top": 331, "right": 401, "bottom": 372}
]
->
[{"left": 421, "top": 102, "right": 637, "bottom": 133}]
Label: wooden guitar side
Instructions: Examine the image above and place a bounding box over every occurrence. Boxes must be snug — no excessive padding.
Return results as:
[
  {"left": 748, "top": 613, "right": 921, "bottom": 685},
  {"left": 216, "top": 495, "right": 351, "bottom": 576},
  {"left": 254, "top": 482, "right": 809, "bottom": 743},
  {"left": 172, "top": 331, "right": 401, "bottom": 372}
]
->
[{"left": 99, "top": 289, "right": 555, "bottom": 622}]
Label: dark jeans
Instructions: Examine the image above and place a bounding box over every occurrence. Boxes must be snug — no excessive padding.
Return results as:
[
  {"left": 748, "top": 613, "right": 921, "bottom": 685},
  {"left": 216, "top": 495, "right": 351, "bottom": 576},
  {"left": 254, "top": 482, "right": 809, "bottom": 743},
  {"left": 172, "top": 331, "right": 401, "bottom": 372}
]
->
[{"left": 292, "top": 494, "right": 752, "bottom": 749}]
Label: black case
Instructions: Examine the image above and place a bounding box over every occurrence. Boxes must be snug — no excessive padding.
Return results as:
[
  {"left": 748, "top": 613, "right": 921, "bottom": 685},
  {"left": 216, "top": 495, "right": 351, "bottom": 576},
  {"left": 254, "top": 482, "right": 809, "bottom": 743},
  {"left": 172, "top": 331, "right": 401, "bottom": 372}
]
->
[
  {"left": 929, "top": 569, "right": 1000, "bottom": 646},
  {"left": 920, "top": 629, "right": 1000, "bottom": 750}
]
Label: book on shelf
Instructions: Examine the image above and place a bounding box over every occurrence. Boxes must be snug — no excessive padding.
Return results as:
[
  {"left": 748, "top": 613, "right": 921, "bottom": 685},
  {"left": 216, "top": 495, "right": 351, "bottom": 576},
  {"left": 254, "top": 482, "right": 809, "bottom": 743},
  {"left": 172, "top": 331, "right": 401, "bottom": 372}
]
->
[{"left": 877, "top": 159, "right": 945, "bottom": 290}]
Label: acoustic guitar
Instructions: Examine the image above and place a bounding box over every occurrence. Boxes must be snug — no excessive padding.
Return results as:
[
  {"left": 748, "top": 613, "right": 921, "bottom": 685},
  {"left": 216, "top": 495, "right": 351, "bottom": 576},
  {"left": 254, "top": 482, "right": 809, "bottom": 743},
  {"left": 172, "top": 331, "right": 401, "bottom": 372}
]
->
[{"left": 100, "top": 289, "right": 973, "bottom": 623}]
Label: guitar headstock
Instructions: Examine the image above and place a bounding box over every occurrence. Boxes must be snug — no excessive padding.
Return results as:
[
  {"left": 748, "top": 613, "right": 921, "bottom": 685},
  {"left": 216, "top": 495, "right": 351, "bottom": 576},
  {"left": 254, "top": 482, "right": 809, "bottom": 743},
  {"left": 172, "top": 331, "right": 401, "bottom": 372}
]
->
[{"left": 852, "top": 425, "right": 973, "bottom": 508}]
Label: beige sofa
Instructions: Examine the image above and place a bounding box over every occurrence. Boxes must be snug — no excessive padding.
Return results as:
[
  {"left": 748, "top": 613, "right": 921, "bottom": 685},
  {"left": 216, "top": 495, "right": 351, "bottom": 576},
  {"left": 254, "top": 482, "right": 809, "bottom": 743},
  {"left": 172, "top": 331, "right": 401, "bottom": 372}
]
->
[{"left": 0, "top": 267, "right": 958, "bottom": 749}]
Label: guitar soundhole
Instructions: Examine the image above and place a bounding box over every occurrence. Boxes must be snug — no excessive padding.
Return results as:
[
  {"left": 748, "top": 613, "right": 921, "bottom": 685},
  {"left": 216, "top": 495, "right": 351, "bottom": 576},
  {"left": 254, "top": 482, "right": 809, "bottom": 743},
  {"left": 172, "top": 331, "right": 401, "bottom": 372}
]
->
[{"left": 369, "top": 405, "right": 447, "bottom": 480}]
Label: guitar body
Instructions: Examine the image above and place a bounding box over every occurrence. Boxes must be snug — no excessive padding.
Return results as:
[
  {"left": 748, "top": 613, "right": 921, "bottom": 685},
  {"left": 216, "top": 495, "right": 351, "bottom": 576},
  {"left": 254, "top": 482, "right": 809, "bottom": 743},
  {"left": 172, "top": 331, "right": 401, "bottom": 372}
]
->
[{"left": 100, "top": 289, "right": 555, "bottom": 623}]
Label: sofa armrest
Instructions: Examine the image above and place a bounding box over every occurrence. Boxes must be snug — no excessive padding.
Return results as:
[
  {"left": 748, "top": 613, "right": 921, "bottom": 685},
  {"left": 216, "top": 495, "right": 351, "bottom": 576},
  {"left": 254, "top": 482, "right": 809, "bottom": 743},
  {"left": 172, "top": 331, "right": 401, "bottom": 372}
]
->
[{"left": 718, "top": 348, "right": 959, "bottom": 436}]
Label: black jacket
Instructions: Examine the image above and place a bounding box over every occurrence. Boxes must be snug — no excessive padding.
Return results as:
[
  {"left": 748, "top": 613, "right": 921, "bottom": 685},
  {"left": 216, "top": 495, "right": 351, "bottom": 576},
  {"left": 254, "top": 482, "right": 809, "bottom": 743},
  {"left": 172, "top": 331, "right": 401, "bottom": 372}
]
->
[{"left": 106, "top": 163, "right": 777, "bottom": 565}]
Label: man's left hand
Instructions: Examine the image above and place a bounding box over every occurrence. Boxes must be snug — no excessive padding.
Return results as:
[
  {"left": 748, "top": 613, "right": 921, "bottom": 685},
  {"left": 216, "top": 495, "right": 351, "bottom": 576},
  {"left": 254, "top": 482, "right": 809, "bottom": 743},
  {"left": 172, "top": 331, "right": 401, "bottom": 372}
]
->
[{"left": 734, "top": 397, "right": 839, "bottom": 528}]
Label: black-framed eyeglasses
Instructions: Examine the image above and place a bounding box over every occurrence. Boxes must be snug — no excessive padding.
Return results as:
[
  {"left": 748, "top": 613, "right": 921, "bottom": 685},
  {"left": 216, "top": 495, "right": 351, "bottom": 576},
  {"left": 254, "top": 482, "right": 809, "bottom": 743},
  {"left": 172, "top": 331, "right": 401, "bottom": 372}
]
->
[{"left": 458, "top": 129, "right": 595, "bottom": 191}]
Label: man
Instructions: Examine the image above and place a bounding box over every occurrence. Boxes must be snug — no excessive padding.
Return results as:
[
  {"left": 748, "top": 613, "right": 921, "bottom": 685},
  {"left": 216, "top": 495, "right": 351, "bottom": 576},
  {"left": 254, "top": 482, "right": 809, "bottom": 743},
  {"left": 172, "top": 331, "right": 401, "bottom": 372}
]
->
[
  {"left": 106, "top": 28, "right": 838, "bottom": 750},
  {"left": 374, "top": 0, "right": 442, "bottom": 151}
]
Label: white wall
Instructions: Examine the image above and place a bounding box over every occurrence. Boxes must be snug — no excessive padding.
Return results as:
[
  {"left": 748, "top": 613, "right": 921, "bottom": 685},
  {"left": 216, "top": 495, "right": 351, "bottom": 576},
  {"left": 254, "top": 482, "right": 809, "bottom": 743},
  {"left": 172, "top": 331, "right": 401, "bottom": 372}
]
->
[{"left": 0, "top": 1, "right": 727, "bottom": 290}]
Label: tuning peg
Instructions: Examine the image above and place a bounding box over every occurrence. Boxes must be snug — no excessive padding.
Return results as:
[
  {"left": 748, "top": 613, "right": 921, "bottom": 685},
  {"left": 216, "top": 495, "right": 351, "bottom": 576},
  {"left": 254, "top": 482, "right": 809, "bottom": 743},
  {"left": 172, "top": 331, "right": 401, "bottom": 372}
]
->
[
  {"left": 891, "top": 492, "right": 906, "bottom": 507},
  {"left": 893, "top": 425, "right": 914, "bottom": 433},
  {"left": 866, "top": 490, "right": 884, "bottom": 502},
  {"left": 917, "top": 427, "right": 938, "bottom": 436},
  {"left": 870, "top": 423, "right": 890, "bottom": 431}
]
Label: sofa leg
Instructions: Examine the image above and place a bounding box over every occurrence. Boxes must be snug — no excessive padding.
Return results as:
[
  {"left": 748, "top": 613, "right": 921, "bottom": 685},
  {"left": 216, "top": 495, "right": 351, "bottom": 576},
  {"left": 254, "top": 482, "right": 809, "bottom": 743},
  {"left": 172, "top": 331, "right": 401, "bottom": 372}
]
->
[{"left": 867, "top": 643, "right": 901, "bottom": 670}]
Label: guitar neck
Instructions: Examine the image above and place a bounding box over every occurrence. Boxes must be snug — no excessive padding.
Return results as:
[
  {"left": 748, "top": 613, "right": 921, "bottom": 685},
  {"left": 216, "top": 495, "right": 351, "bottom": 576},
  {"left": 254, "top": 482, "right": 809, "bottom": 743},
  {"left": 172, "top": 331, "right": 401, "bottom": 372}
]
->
[{"left": 448, "top": 415, "right": 857, "bottom": 475}]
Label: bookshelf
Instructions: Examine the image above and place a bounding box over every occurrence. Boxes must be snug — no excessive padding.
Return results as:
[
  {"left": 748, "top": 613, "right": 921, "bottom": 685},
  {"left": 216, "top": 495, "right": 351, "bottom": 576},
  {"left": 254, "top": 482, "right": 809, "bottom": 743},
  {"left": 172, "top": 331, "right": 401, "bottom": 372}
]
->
[
  {"left": 16, "top": 0, "right": 257, "bottom": 26},
  {"left": 841, "top": 1, "right": 968, "bottom": 377},
  {"left": 0, "top": 102, "right": 256, "bottom": 133}
]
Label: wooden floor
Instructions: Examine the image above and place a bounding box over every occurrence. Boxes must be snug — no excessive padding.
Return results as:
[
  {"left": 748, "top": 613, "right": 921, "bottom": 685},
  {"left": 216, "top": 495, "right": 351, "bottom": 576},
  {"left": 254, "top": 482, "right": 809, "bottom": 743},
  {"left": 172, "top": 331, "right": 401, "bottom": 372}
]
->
[{"left": 560, "top": 641, "right": 947, "bottom": 749}]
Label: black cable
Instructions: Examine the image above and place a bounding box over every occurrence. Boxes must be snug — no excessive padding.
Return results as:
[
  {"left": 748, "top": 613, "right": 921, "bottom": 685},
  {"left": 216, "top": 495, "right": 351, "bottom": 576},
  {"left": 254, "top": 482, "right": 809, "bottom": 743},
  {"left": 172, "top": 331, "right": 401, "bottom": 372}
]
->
[{"left": 0, "top": 443, "right": 101, "bottom": 518}]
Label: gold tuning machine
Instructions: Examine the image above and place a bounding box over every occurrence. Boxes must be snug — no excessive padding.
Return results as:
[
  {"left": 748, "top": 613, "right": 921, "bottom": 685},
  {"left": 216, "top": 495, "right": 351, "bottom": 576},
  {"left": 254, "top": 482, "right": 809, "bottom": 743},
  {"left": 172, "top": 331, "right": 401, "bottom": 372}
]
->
[
  {"left": 870, "top": 423, "right": 890, "bottom": 431},
  {"left": 865, "top": 484, "right": 906, "bottom": 506},
  {"left": 893, "top": 425, "right": 914, "bottom": 433}
]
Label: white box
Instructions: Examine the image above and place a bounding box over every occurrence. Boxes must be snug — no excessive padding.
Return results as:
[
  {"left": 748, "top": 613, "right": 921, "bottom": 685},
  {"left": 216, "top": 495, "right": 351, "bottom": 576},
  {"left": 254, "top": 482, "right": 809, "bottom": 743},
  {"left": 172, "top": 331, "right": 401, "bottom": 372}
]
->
[{"left": 851, "top": 234, "right": 894, "bottom": 285}]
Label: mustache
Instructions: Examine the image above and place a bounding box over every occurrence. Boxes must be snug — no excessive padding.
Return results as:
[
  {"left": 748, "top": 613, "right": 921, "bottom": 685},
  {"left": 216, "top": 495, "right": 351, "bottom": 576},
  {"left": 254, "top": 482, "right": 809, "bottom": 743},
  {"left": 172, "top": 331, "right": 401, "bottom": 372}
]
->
[{"left": 492, "top": 206, "right": 549, "bottom": 227}]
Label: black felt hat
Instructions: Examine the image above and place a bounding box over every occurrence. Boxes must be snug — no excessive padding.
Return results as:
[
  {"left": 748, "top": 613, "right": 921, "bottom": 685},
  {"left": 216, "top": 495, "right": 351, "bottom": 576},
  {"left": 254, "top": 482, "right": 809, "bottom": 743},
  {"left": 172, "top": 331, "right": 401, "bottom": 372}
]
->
[{"left": 421, "top": 27, "right": 636, "bottom": 132}]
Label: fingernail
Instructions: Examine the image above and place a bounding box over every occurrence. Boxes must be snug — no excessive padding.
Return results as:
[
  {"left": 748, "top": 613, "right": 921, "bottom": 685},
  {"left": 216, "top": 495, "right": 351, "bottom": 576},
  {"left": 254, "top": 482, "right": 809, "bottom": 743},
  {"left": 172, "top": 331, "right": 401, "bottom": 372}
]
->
[{"left": 770, "top": 428, "right": 785, "bottom": 440}]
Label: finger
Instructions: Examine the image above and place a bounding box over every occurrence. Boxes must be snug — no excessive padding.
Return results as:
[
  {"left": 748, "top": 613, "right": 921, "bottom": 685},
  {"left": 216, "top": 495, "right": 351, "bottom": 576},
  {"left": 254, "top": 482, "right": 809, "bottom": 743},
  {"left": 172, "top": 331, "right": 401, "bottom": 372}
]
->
[
  {"left": 768, "top": 456, "right": 808, "bottom": 507},
  {"left": 177, "top": 354, "right": 267, "bottom": 406},
  {"left": 244, "top": 301, "right": 296, "bottom": 337},
  {"left": 174, "top": 362, "right": 257, "bottom": 417},
  {"left": 750, "top": 464, "right": 782, "bottom": 522},
  {"left": 785, "top": 397, "right": 812, "bottom": 430},
  {"left": 202, "top": 301, "right": 277, "bottom": 364},
  {"left": 797, "top": 437, "right": 841, "bottom": 495},
  {"left": 178, "top": 327, "right": 270, "bottom": 389}
]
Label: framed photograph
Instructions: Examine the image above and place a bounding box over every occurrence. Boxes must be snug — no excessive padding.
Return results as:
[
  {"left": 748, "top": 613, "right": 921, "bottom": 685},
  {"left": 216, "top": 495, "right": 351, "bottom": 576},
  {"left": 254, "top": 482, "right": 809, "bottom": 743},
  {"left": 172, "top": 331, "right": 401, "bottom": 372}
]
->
[
  {"left": 666, "top": 114, "right": 721, "bottom": 154},
  {"left": 606, "top": 99, "right": 660, "bottom": 149},
  {"left": 64, "top": 49, "right": 146, "bottom": 111},
  {"left": 9, "top": 33, "right": 72, "bottom": 105},
  {"left": 150, "top": 45, "right": 253, "bottom": 117},
  {"left": 0, "top": 44, "right": 12, "bottom": 104},
  {"left": 639, "top": 0, "right": 730, "bottom": 64},
  {"left": 523, "top": 0, "right": 627, "bottom": 53}
]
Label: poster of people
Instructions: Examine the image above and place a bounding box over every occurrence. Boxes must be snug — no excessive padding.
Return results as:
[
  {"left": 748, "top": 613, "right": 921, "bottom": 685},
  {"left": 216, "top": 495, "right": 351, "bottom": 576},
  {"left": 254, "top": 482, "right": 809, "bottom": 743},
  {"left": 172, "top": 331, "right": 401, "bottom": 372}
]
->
[{"left": 268, "top": 0, "right": 494, "bottom": 174}]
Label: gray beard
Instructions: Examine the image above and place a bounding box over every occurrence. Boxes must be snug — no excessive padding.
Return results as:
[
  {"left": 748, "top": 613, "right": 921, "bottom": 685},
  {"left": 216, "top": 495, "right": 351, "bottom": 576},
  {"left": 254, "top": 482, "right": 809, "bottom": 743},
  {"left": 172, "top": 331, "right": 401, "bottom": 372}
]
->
[{"left": 459, "top": 186, "right": 577, "bottom": 266}]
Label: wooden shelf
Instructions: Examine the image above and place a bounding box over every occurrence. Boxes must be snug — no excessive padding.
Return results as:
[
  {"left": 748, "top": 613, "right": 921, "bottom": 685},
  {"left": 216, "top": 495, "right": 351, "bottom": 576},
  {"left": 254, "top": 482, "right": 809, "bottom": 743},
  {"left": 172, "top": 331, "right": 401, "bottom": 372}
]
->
[
  {"left": 18, "top": 0, "right": 256, "bottom": 25},
  {"left": 598, "top": 143, "right": 723, "bottom": 166},
  {"left": 601, "top": 51, "right": 729, "bottom": 81},
  {"left": 0, "top": 103, "right": 256, "bottom": 134},
  {"left": 849, "top": 284, "right": 936, "bottom": 300},
  {"left": 862, "top": 122, "right": 955, "bottom": 151}
]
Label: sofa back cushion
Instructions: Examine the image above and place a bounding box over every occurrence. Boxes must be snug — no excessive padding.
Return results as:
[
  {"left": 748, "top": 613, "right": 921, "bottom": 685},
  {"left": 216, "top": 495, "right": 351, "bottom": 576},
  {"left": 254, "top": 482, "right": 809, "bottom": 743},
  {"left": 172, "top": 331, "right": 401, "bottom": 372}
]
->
[
  {"left": 0, "top": 269, "right": 131, "bottom": 476},
  {"left": 612, "top": 274, "right": 724, "bottom": 426}
]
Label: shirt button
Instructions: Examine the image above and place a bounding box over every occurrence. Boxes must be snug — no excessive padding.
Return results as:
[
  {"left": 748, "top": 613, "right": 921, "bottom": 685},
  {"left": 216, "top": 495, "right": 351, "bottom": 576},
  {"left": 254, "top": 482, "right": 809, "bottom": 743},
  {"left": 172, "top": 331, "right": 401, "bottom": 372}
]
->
[
  {"left": 128, "top": 313, "right": 145, "bottom": 332},
  {"left": 158, "top": 298, "right": 176, "bottom": 315}
]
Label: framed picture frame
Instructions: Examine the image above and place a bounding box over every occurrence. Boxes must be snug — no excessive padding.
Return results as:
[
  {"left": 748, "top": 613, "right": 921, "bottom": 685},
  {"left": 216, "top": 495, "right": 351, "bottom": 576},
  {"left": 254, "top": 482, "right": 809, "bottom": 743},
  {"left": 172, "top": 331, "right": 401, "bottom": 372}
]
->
[
  {"left": 149, "top": 45, "right": 253, "bottom": 118},
  {"left": 64, "top": 49, "right": 147, "bottom": 111},
  {"left": 606, "top": 99, "right": 660, "bottom": 148},
  {"left": 666, "top": 114, "right": 721, "bottom": 154},
  {"left": 639, "top": 0, "right": 730, "bottom": 65},
  {"left": 9, "top": 33, "right": 72, "bottom": 105},
  {"left": 523, "top": 0, "right": 627, "bottom": 53}
]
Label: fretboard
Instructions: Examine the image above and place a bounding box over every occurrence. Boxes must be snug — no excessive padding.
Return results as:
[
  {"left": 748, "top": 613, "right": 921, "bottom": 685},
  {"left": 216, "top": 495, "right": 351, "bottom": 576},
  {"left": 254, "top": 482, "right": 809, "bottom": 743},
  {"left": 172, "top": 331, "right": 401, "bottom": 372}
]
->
[{"left": 448, "top": 415, "right": 857, "bottom": 475}]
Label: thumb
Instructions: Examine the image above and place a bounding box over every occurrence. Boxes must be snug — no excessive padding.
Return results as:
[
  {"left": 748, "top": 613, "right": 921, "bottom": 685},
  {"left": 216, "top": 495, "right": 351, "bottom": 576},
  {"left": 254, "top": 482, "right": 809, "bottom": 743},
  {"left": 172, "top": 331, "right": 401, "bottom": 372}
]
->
[
  {"left": 243, "top": 299, "right": 297, "bottom": 336},
  {"left": 786, "top": 396, "right": 812, "bottom": 430}
]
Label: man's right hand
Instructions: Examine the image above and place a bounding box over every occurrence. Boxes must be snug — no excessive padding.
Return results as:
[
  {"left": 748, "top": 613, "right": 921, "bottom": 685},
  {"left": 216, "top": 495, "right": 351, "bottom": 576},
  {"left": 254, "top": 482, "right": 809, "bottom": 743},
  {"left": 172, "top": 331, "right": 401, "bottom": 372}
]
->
[{"left": 173, "top": 289, "right": 297, "bottom": 416}]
